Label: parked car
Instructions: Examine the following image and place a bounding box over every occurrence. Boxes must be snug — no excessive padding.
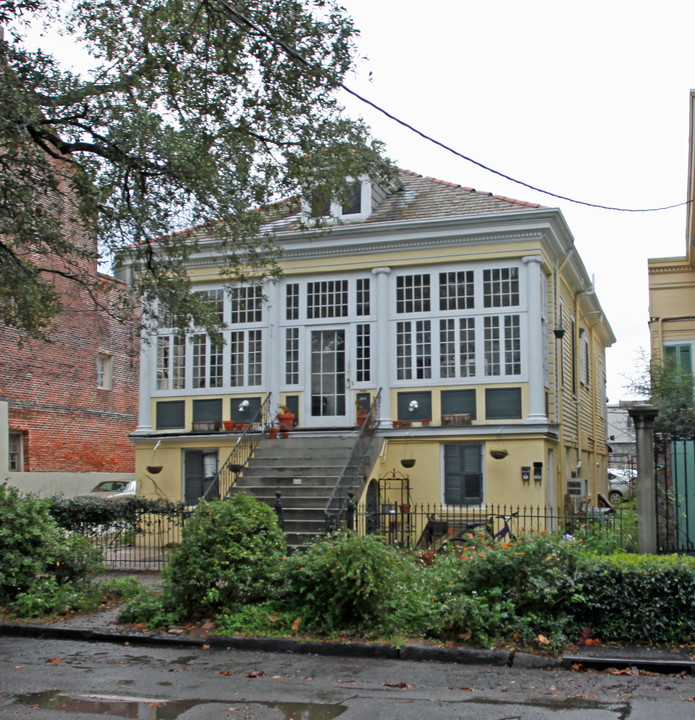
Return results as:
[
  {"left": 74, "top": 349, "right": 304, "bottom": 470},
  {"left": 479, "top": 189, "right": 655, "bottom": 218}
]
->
[
  {"left": 608, "top": 469, "right": 636, "bottom": 504},
  {"left": 75, "top": 480, "right": 136, "bottom": 503}
]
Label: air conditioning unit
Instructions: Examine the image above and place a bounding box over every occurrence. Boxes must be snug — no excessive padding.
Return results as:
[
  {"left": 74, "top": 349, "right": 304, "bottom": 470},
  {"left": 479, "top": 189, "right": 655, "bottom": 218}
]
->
[{"left": 567, "top": 478, "right": 588, "bottom": 497}]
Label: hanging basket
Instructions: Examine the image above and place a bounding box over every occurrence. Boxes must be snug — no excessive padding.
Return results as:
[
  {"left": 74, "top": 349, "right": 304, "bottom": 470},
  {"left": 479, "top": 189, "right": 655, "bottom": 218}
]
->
[
  {"left": 400, "top": 458, "right": 416, "bottom": 468},
  {"left": 489, "top": 450, "right": 508, "bottom": 460},
  {"left": 228, "top": 463, "right": 243, "bottom": 473},
  {"left": 146, "top": 465, "right": 163, "bottom": 474}
]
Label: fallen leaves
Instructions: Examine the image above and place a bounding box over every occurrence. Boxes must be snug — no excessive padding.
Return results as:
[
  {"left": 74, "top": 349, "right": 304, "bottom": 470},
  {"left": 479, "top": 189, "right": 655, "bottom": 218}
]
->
[
  {"left": 384, "top": 681, "right": 415, "bottom": 688},
  {"left": 245, "top": 670, "right": 266, "bottom": 678}
]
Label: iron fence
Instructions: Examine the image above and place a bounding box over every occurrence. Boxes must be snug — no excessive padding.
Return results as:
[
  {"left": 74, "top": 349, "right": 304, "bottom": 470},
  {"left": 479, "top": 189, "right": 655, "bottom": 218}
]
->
[
  {"left": 347, "top": 502, "right": 637, "bottom": 553},
  {"left": 56, "top": 502, "right": 189, "bottom": 571}
]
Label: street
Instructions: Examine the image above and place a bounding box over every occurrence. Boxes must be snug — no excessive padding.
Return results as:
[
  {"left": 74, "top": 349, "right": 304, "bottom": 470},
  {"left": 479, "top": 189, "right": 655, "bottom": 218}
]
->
[{"left": 1, "top": 637, "right": 694, "bottom": 718}]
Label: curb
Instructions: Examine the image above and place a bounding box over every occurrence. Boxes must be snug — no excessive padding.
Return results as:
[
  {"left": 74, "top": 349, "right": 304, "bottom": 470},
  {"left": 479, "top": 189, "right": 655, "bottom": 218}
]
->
[{"left": 0, "top": 621, "right": 511, "bottom": 666}]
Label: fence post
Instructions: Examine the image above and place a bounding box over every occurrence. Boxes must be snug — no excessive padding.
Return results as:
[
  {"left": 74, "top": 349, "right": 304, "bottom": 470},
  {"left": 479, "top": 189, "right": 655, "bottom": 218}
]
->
[{"left": 628, "top": 404, "right": 659, "bottom": 555}]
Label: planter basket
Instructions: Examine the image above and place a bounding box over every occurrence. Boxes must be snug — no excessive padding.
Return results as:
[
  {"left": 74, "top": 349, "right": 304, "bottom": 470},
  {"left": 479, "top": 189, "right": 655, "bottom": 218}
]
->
[
  {"left": 228, "top": 463, "right": 243, "bottom": 473},
  {"left": 146, "top": 465, "right": 163, "bottom": 474},
  {"left": 441, "top": 413, "right": 472, "bottom": 426},
  {"left": 490, "top": 449, "right": 508, "bottom": 460},
  {"left": 400, "top": 458, "right": 416, "bottom": 468}
]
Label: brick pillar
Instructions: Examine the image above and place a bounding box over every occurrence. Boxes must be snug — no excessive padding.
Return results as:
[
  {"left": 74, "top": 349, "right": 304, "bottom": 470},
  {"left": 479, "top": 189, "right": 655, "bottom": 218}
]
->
[{"left": 628, "top": 404, "right": 659, "bottom": 554}]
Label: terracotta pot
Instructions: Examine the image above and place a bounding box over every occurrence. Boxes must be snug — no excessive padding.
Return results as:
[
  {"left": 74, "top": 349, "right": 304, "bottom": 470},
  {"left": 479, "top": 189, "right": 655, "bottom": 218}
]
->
[
  {"left": 223, "top": 421, "right": 236, "bottom": 431},
  {"left": 399, "top": 503, "right": 411, "bottom": 514},
  {"left": 278, "top": 413, "right": 295, "bottom": 430},
  {"left": 356, "top": 413, "right": 368, "bottom": 427},
  {"left": 268, "top": 427, "right": 279, "bottom": 439},
  {"left": 421, "top": 418, "right": 431, "bottom": 426}
]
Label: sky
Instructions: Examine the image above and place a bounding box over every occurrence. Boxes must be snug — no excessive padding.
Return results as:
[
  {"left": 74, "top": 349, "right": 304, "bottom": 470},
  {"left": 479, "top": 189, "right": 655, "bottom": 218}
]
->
[
  {"left": 337, "top": 0, "right": 695, "bottom": 403},
  {"left": 20, "top": 0, "right": 695, "bottom": 402}
]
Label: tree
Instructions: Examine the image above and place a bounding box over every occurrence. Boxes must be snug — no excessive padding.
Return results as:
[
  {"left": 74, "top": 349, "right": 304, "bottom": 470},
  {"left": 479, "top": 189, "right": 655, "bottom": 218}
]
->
[
  {"left": 0, "top": 0, "right": 391, "bottom": 342},
  {"left": 626, "top": 351, "right": 695, "bottom": 435}
]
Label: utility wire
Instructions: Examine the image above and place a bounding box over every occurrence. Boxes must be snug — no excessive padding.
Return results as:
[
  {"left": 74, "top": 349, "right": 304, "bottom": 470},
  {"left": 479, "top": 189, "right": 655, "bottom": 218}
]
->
[{"left": 213, "top": 0, "right": 688, "bottom": 213}]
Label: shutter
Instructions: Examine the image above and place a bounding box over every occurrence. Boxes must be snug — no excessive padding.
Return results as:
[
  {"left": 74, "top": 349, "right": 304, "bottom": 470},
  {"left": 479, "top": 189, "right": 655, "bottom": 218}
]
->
[
  {"left": 184, "top": 450, "right": 204, "bottom": 506},
  {"left": 444, "top": 444, "right": 482, "bottom": 505}
]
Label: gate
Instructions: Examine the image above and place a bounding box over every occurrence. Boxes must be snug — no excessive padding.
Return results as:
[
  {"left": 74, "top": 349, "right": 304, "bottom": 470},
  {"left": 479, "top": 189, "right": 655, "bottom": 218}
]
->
[{"left": 655, "top": 433, "right": 695, "bottom": 554}]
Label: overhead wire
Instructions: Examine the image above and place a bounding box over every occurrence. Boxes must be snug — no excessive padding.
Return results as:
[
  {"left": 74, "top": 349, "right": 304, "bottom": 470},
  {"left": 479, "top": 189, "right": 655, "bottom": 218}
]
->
[{"left": 213, "top": 0, "right": 688, "bottom": 214}]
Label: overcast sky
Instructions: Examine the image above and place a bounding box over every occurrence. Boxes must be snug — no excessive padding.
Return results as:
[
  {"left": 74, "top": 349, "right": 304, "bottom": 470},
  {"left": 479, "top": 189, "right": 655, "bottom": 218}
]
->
[
  {"left": 338, "top": 0, "right": 694, "bottom": 403},
  {"left": 23, "top": 0, "right": 694, "bottom": 402}
]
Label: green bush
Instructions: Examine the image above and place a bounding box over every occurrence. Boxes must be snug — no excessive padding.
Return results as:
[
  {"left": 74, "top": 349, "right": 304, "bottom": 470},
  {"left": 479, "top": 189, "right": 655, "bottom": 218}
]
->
[
  {"left": 160, "top": 494, "right": 286, "bottom": 617},
  {"left": 568, "top": 553, "right": 695, "bottom": 643},
  {"left": 0, "top": 484, "right": 62, "bottom": 602},
  {"left": 283, "top": 532, "right": 409, "bottom": 634}
]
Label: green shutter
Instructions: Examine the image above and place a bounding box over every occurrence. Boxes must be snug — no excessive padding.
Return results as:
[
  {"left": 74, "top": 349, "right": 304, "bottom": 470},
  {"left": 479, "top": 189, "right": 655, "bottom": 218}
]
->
[
  {"left": 485, "top": 388, "right": 522, "bottom": 420},
  {"left": 156, "top": 400, "right": 185, "bottom": 429},
  {"left": 444, "top": 444, "right": 482, "bottom": 505},
  {"left": 193, "top": 398, "right": 222, "bottom": 422},
  {"left": 441, "top": 389, "right": 476, "bottom": 418}
]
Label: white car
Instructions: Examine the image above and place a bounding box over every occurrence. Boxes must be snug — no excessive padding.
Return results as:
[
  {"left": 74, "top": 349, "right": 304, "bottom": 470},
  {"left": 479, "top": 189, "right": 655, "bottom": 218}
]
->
[
  {"left": 75, "top": 480, "right": 137, "bottom": 503},
  {"left": 608, "top": 469, "right": 636, "bottom": 504}
]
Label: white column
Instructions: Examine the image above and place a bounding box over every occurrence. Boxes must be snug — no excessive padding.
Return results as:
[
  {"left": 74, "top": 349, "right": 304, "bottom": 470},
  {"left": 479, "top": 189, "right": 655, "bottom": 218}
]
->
[
  {"left": 372, "top": 266, "right": 392, "bottom": 427},
  {"left": 523, "top": 255, "right": 548, "bottom": 423},
  {"left": 266, "top": 278, "right": 282, "bottom": 417},
  {"left": 133, "top": 327, "right": 155, "bottom": 434}
]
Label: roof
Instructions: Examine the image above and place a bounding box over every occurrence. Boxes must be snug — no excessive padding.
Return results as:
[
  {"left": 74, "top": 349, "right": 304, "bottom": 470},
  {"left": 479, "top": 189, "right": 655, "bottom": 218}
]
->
[{"left": 363, "top": 169, "right": 544, "bottom": 224}]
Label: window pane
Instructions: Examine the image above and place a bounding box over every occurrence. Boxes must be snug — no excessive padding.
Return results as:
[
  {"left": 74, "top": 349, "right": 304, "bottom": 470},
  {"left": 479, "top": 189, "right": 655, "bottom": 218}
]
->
[
  {"left": 483, "top": 267, "right": 519, "bottom": 308},
  {"left": 504, "top": 315, "right": 521, "bottom": 375},
  {"left": 230, "top": 331, "right": 244, "bottom": 387},
  {"left": 286, "top": 283, "right": 299, "bottom": 320},
  {"left": 439, "top": 318, "right": 456, "bottom": 379},
  {"left": 192, "top": 334, "right": 207, "bottom": 388},
  {"left": 231, "top": 286, "right": 263, "bottom": 324},
  {"left": 285, "top": 328, "right": 299, "bottom": 384},
  {"left": 396, "top": 274, "right": 431, "bottom": 313},
  {"left": 484, "top": 317, "right": 500, "bottom": 376},
  {"left": 356, "top": 278, "right": 371, "bottom": 316},
  {"left": 307, "top": 280, "right": 348, "bottom": 319},
  {"left": 356, "top": 324, "right": 371, "bottom": 382},
  {"left": 396, "top": 321, "right": 412, "bottom": 380},
  {"left": 248, "top": 330, "right": 263, "bottom": 385},
  {"left": 439, "top": 270, "right": 474, "bottom": 310},
  {"left": 460, "top": 317, "right": 476, "bottom": 377}
]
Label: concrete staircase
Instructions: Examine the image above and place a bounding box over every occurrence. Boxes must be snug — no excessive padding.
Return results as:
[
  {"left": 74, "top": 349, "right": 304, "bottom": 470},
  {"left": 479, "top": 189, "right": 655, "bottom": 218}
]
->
[{"left": 229, "top": 434, "right": 361, "bottom": 547}]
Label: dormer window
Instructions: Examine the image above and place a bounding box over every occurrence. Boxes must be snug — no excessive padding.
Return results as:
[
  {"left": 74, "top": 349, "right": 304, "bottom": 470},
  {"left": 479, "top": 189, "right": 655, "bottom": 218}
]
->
[{"left": 303, "top": 177, "right": 372, "bottom": 222}]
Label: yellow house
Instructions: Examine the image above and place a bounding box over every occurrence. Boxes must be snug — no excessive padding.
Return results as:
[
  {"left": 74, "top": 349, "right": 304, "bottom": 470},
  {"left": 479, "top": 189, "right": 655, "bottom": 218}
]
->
[
  {"left": 649, "top": 90, "right": 695, "bottom": 373},
  {"left": 123, "top": 169, "right": 614, "bottom": 543}
]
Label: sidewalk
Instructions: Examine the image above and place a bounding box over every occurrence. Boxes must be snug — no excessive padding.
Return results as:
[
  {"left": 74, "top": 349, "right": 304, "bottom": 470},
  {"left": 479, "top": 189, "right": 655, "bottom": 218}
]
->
[{"left": 1, "top": 574, "right": 694, "bottom": 674}]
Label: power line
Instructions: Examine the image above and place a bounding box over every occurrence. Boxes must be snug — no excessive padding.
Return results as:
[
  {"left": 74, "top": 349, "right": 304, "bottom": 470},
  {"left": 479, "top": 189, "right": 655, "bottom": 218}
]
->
[{"left": 213, "top": 0, "right": 688, "bottom": 213}]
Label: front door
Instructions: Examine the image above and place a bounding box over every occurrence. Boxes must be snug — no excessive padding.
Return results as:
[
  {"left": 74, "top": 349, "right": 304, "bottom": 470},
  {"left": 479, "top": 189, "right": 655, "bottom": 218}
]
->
[{"left": 309, "top": 328, "right": 348, "bottom": 427}]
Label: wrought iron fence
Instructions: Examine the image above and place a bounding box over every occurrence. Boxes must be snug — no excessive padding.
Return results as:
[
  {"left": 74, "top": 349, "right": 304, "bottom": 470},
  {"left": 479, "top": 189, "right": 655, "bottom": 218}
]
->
[
  {"left": 52, "top": 500, "right": 189, "bottom": 571},
  {"left": 347, "top": 502, "right": 637, "bottom": 553}
]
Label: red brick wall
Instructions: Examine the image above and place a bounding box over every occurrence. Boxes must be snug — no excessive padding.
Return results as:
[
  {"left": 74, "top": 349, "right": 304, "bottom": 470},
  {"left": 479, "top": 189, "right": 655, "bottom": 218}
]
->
[{"left": 0, "top": 159, "right": 140, "bottom": 473}]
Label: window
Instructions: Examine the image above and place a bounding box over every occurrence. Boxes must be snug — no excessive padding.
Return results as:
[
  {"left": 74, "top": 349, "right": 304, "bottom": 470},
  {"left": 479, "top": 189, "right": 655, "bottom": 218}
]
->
[
  {"left": 356, "top": 278, "right": 371, "bottom": 316},
  {"left": 197, "top": 288, "right": 224, "bottom": 322},
  {"left": 156, "top": 336, "right": 185, "bottom": 390},
  {"left": 192, "top": 334, "right": 223, "bottom": 389},
  {"left": 9, "top": 432, "right": 23, "bottom": 471},
  {"left": 397, "top": 274, "right": 430, "bottom": 313},
  {"left": 396, "top": 320, "right": 431, "bottom": 380},
  {"left": 285, "top": 328, "right": 300, "bottom": 384},
  {"left": 444, "top": 443, "right": 483, "bottom": 506},
  {"left": 440, "top": 318, "right": 476, "bottom": 379},
  {"left": 580, "top": 334, "right": 591, "bottom": 386},
  {"left": 485, "top": 387, "right": 522, "bottom": 420},
  {"left": 230, "top": 330, "right": 263, "bottom": 387},
  {"left": 484, "top": 315, "right": 520, "bottom": 376},
  {"left": 193, "top": 398, "right": 222, "bottom": 423},
  {"left": 96, "top": 353, "right": 112, "bottom": 390},
  {"left": 307, "top": 280, "right": 348, "bottom": 318},
  {"left": 664, "top": 343, "right": 693, "bottom": 375},
  {"left": 483, "top": 267, "right": 519, "bottom": 307},
  {"left": 341, "top": 181, "right": 362, "bottom": 215},
  {"left": 356, "top": 324, "right": 371, "bottom": 382},
  {"left": 439, "top": 270, "right": 474, "bottom": 310},
  {"left": 184, "top": 449, "right": 219, "bottom": 506},
  {"left": 286, "top": 283, "right": 299, "bottom": 320},
  {"left": 156, "top": 400, "right": 185, "bottom": 430},
  {"left": 230, "top": 286, "right": 263, "bottom": 324},
  {"left": 441, "top": 389, "right": 477, "bottom": 419}
]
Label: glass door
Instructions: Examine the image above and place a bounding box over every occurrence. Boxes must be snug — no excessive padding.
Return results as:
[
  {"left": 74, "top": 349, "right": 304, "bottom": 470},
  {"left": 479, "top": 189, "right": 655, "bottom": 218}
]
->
[{"left": 309, "top": 328, "right": 347, "bottom": 426}]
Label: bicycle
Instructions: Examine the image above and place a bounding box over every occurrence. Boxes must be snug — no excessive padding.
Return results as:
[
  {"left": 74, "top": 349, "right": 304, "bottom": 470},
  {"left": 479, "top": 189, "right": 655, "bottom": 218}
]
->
[{"left": 438, "top": 511, "right": 519, "bottom": 554}]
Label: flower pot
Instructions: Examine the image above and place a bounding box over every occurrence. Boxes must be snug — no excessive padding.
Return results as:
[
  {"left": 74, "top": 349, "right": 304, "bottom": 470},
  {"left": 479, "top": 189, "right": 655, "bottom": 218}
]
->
[
  {"left": 268, "top": 427, "right": 279, "bottom": 439},
  {"left": 392, "top": 420, "right": 403, "bottom": 428},
  {"left": 280, "top": 431, "right": 289, "bottom": 439},
  {"left": 146, "top": 465, "right": 163, "bottom": 474},
  {"left": 399, "top": 503, "right": 411, "bottom": 514},
  {"left": 278, "top": 413, "right": 295, "bottom": 430},
  {"left": 223, "top": 420, "right": 236, "bottom": 431},
  {"left": 421, "top": 418, "right": 431, "bottom": 426},
  {"left": 356, "top": 413, "right": 369, "bottom": 428},
  {"left": 237, "top": 423, "right": 249, "bottom": 431},
  {"left": 400, "top": 421, "right": 412, "bottom": 427},
  {"left": 400, "top": 458, "right": 416, "bottom": 468}
]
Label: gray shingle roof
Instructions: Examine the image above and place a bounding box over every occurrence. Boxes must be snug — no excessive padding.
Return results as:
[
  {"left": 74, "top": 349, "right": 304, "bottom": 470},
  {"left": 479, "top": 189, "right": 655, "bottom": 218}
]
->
[{"left": 364, "top": 169, "right": 543, "bottom": 224}]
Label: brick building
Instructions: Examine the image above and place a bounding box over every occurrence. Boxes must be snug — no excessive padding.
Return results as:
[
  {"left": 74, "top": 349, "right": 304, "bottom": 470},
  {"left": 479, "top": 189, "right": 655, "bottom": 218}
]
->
[{"left": 0, "top": 161, "right": 140, "bottom": 496}]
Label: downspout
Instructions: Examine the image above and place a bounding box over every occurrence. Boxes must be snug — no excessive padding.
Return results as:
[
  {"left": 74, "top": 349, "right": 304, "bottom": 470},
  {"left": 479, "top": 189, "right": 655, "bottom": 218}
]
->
[
  {"left": 654, "top": 315, "right": 695, "bottom": 363},
  {"left": 574, "top": 285, "right": 596, "bottom": 480}
]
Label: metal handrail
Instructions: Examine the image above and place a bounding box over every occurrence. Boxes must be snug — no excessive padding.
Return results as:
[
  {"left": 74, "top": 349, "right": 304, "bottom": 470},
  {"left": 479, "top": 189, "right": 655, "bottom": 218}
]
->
[
  {"left": 324, "top": 389, "right": 382, "bottom": 531},
  {"left": 202, "top": 393, "right": 271, "bottom": 502}
]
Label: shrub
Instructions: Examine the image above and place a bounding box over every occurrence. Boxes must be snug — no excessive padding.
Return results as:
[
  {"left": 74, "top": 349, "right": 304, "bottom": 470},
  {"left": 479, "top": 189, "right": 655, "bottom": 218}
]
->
[
  {"left": 161, "top": 494, "right": 286, "bottom": 618},
  {"left": 0, "top": 484, "right": 61, "bottom": 602},
  {"left": 568, "top": 553, "right": 695, "bottom": 643},
  {"left": 283, "top": 531, "right": 409, "bottom": 634}
]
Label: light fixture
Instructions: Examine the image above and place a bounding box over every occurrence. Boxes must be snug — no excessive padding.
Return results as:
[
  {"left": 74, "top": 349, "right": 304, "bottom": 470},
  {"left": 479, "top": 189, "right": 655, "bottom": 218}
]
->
[
  {"left": 408, "top": 400, "right": 418, "bottom": 412},
  {"left": 553, "top": 329, "right": 566, "bottom": 339},
  {"left": 238, "top": 400, "right": 249, "bottom": 412}
]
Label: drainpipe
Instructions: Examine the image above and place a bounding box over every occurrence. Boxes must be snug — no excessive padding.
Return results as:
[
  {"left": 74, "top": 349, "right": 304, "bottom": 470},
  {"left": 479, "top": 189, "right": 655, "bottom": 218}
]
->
[{"left": 653, "top": 315, "right": 695, "bottom": 363}]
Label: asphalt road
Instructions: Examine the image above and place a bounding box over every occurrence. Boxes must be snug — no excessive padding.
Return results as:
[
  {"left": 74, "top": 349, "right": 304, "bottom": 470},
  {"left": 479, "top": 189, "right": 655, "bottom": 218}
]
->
[{"left": 1, "top": 636, "right": 695, "bottom": 719}]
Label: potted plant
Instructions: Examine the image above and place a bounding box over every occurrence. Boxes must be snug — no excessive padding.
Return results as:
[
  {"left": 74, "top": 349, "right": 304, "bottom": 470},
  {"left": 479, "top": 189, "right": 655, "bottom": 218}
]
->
[
  {"left": 355, "top": 398, "right": 369, "bottom": 427},
  {"left": 277, "top": 405, "right": 295, "bottom": 431},
  {"left": 223, "top": 420, "right": 236, "bottom": 431},
  {"left": 421, "top": 418, "right": 431, "bottom": 426}
]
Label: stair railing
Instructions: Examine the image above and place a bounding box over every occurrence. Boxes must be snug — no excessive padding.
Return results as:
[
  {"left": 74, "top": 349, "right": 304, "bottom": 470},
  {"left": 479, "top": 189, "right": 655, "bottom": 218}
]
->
[
  {"left": 203, "top": 393, "right": 271, "bottom": 502},
  {"left": 324, "top": 389, "right": 382, "bottom": 532}
]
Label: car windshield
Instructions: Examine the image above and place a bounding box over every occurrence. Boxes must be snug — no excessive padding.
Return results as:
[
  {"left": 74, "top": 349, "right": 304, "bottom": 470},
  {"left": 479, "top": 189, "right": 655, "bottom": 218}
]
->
[{"left": 92, "top": 481, "right": 129, "bottom": 492}]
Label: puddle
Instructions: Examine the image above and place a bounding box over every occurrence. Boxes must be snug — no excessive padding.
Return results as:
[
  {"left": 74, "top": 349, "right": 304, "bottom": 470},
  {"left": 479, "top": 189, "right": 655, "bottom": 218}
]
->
[{"left": 16, "top": 691, "right": 346, "bottom": 719}]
